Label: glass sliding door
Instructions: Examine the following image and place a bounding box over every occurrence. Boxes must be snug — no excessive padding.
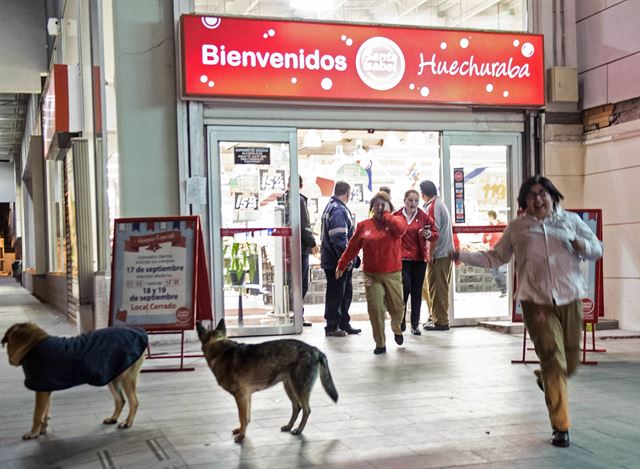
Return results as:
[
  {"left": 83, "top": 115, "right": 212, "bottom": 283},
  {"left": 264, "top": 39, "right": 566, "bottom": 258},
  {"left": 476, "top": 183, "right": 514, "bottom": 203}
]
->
[
  {"left": 442, "top": 133, "right": 522, "bottom": 326},
  {"left": 207, "top": 127, "right": 301, "bottom": 336}
]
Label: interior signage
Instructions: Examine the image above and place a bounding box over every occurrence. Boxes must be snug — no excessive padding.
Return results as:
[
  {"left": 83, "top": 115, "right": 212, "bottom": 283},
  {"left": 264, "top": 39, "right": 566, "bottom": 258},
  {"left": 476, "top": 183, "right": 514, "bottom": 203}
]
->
[
  {"left": 181, "top": 15, "right": 544, "bottom": 107},
  {"left": 234, "top": 146, "right": 271, "bottom": 165}
]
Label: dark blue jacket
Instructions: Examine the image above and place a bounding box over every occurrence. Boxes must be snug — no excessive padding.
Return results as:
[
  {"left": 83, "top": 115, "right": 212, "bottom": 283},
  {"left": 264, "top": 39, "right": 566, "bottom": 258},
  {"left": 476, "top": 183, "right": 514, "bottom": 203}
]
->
[
  {"left": 320, "top": 196, "right": 354, "bottom": 269},
  {"left": 21, "top": 327, "right": 148, "bottom": 391}
]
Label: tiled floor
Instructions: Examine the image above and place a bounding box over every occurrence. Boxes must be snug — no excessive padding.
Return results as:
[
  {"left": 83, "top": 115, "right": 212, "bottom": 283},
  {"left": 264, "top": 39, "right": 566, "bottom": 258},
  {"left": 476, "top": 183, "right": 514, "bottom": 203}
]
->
[{"left": 1, "top": 278, "right": 639, "bottom": 469}]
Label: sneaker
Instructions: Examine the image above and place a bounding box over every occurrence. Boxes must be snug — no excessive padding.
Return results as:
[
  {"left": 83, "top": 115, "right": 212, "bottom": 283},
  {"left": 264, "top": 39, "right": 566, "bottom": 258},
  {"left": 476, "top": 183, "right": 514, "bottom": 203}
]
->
[
  {"left": 394, "top": 333, "right": 404, "bottom": 345},
  {"left": 411, "top": 327, "right": 422, "bottom": 336},
  {"left": 551, "top": 430, "right": 570, "bottom": 447},
  {"left": 343, "top": 326, "right": 361, "bottom": 335},
  {"left": 325, "top": 329, "right": 347, "bottom": 337},
  {"left": 373, "top": 346, "right": 387, "bottom": 355},
  {"left": 423, "top": 324, "right": 449, "bottom": 331},
  {"left": 422, "top": 320, "right": 435, "bottom": 329},
  {"left": 303, "top": 321, "right": 313, "bottom": 327}
]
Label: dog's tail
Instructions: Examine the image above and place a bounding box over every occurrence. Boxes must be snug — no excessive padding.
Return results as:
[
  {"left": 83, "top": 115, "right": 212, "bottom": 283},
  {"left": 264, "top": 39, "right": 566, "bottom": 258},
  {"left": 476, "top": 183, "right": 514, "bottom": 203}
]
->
[{"left": 318, "top": 351, "right": 338, "bottom": 403}]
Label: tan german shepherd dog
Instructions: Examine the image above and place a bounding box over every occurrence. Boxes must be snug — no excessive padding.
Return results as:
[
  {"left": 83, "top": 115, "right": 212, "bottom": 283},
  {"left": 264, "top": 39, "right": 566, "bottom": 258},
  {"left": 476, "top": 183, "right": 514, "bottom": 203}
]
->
[
  {"left": 2, "top": 322, "right": 147, "bottom": 440},
  {"left": 197, "top": 319, "right": 338, "bottom": 443}
]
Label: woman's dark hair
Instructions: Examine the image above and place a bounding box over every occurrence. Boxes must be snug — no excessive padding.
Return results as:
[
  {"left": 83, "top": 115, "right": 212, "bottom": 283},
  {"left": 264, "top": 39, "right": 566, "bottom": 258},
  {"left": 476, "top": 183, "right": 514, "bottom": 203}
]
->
[
  {"left": 404, "top": 189, "right": 419, "bottom": 200},
  {"left": 419, "top": 180, "right": 438, "bottom": 197},
  {"left": 517, "top": 175, "right": 564, "bottom": 210},
  {"left": 369, "top": 191, "right": 394, "bottom": 213}
]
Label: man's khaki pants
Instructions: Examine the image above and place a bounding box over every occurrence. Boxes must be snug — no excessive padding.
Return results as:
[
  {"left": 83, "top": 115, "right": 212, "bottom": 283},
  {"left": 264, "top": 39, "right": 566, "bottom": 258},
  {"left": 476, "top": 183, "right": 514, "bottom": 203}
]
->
[
  {"left": 522, "top": 299, "right": 582, "bottom": 432},
  {"left": 422, "top": 257, "right": 452, "bottom": 326},
  {"left": 364, "top": 271, "right": 404, "bottom": 348}
]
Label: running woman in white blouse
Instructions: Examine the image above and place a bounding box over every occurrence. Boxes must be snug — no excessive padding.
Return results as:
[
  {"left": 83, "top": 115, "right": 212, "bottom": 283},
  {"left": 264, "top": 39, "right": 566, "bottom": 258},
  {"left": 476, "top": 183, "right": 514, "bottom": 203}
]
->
[{"left": 450, "top": 176, "right": 603, "bottom": 448}]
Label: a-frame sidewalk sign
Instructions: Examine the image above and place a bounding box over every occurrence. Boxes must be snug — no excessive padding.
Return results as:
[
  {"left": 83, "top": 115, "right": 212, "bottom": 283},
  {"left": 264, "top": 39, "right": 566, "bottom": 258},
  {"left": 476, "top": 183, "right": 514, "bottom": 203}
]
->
[{"left": 108, "top": 216, "right": 212, "bottom": 371}]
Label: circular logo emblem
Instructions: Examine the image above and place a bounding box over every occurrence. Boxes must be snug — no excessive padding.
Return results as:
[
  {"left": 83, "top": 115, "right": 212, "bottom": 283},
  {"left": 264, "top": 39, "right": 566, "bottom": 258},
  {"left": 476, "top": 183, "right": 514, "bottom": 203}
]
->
[
  {"left": 581, "top": 298, "right": 594, "bottom": 314},
  {"left": 355, "top": 37, "right": 405, "bottom": 91},
  {"left": 454, "top": 171, "right": 464, "bottom": 182},
  {"left": 176, "top": 307, "right": 192, "bottom": 323}
]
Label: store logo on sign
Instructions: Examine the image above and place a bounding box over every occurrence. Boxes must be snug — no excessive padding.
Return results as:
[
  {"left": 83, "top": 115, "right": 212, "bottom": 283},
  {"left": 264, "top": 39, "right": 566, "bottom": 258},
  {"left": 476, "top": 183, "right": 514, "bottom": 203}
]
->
[{"left": 356, "top": 37, "right": 405, "bottom": 91}]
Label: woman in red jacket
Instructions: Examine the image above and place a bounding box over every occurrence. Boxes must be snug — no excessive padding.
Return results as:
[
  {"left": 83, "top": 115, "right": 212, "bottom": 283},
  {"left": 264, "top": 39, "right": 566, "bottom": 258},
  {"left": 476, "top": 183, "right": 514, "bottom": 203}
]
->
[
  {"left": 394, "top": 189, "right": 439, "bottom": 335},
  {"left": 336, "top": 191, "right": 407, "bottom": 355}
]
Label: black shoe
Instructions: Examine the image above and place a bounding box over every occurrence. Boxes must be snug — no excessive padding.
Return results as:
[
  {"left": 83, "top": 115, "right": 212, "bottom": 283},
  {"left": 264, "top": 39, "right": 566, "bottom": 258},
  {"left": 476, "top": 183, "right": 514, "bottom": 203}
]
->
[
  {"left": 422, "top": 320, "right": 435, "bottom": 329},
  {"left": 400, "top": 320, "right": 406, "bottom": 332},
  {"left": 343, "top": 326, "right": 361, "bottom": 335},
  {"left": 534, "top": 369, "right": 544, "bottom": 391},
  {"left": 394, "top": 333, "right": 404, "bottom": 345},
  {"left": 411, "top": 327, "right": 422, "bottom": 336},
  {"left": 325, "top": 329, "right": 347, "bottom": 337},
  {"left": 423, "top": 324, "right": 449, "bottom": 331},
  {"left": 552, "top": 430, "right": 570, "bottom": 447},
  {"left": 373, "top": 346, "right": 387, "bottom": 355},
  {"left": 303, "top": 321, "right": 312, "bottom": 327}
]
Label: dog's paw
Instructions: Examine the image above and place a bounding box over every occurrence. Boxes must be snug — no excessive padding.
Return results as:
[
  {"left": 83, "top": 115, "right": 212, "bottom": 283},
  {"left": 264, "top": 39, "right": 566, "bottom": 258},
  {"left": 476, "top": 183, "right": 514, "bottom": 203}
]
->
[
  {"left": 103, "top": 418, "right": 118, "bottom": 425},
  {"left": 233, "top": 432, "right": 245, "bottom": 443},
  {"left": 22, "top": 431, "right": 40, "bottom": 440},
  {"left": 232, "top": 427, "right": 241, "bottom": 435},
  {"left": 291, "top": 427, "right": 304, "bottom": 435},
  {"left": 117, "top": 421, "right": 132, "bottom": 429},
  {"left": 280, "top": 425, "right": 293, "bottom": 432}
]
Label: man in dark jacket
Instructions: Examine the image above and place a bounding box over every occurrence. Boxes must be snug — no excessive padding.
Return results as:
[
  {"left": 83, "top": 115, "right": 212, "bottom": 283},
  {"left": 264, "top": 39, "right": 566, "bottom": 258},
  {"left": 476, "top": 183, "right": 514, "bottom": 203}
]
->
[
  {"left": 282, "top": 176, "right": 317, "bottom": 326},
  {"left": 320, "top": 181, "right": 361, "bottom": 336}
]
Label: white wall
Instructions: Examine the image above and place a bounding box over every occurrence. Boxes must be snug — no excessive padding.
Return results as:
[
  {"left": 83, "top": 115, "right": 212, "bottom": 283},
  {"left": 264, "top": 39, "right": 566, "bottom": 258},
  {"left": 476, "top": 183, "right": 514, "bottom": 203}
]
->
[
  {"left": 0, "top": 0, "right": 47, "bottom": 93},
  {"left": 576, "top": 0, "right": 640, "bottom": 108},
  {"left": 583, "top": 120, "right": 640, "bottom": 330},
  {"left": 0, "top": 162, "right": 16, "bottom": 202}
]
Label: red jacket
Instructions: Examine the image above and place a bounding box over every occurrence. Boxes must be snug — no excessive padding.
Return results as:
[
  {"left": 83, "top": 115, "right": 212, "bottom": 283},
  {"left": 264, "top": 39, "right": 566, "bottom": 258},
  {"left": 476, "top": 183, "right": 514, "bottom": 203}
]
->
[
  {"left": 393, "top": 207, "right": 439, "bottom": 262},
  {"left": 337, "top": 212, "right": 407, "bottom": 273}
]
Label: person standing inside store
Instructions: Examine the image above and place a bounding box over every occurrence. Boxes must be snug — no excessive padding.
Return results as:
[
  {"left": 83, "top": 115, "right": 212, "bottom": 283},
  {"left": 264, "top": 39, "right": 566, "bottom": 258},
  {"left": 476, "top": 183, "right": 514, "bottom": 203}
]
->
[
  {"left": 419, "top": 180, "right": 454, "bottom": 331},
  {"left": 336, "top": 191, "right": 407, "bottom": 354},
  {"left": 482, "top": 210, "right": 507, "bottom": 298},
  {"left": 281, "top": 176, "right": 318, "bottom": 327},
  {"left": 320, "top": 181, "right": 361, "bottom": 337},
  {"left": 450, "top": 175, "right": 603, "bottom": 448},
  {"left": 393, "top": 189, "right": 439, "bottom": 335}
]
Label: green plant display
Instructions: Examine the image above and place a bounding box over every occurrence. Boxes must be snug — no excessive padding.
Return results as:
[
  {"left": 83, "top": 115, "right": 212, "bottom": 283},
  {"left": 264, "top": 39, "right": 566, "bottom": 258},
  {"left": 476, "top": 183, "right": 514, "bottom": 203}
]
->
[{"left": 224, "top": 241, "right": 258, "bottom": 286}]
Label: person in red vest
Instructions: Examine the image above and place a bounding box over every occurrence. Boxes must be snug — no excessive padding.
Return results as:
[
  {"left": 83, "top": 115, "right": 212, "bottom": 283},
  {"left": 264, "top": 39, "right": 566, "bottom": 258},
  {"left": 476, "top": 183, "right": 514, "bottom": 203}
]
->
[
  {"left": 336, "top": 191, "right": 407, "bottom": 355},
  {"left": 393, "top": 189, "right": 439, "bottom": 335},
  {"left": 482, "top": 210, "right": 507, "bottom": 297}
]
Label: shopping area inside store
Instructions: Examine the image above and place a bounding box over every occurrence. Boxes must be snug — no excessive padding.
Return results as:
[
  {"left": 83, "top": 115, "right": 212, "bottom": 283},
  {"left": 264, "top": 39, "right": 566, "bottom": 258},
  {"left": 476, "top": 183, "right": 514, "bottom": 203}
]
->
[{"left": 219, "top": 128, "right": 511, "bottom": 330}]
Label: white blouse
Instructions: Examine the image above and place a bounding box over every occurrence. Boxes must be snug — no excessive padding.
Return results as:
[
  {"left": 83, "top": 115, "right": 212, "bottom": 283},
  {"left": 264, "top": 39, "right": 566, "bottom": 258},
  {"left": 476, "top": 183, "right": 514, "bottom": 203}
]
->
[{"left": 459, "top": 207, "right": 603, "bottom": 306}]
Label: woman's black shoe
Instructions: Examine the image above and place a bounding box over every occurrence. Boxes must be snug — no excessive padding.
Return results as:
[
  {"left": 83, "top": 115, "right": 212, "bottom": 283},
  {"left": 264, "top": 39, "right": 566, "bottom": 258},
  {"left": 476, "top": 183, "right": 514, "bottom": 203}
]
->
[
  {"left": 373, "top": 346, "right": 387, "bottom": 355},
  {"left": 552, "top": 430, "right": 570, "bottom": 447},
  {"left": 394, "top": 334, "right": 404, "bottom": 345}
]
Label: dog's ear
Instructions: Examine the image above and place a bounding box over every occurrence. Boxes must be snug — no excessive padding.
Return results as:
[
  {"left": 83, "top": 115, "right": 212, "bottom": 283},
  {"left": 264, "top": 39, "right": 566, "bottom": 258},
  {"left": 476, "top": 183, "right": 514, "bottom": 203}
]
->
[
  {"left": 196, "top": 321, "right": 208, "bottom": 343},
  {"left": 215, "top": 319, "right": 226, "bottom": 335}
]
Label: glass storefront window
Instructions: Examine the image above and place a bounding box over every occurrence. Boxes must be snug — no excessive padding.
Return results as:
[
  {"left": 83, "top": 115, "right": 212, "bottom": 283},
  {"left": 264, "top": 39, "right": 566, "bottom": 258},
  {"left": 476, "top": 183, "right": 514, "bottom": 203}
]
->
[
  {"left": 46, "top": 159, "right": 66, "bottom": 273},
  {"left": 195, "top": 0, "right": 528, "bottom": 32},
  {"left": 297, "top": 128, "right": 441, "bottom": 310}
]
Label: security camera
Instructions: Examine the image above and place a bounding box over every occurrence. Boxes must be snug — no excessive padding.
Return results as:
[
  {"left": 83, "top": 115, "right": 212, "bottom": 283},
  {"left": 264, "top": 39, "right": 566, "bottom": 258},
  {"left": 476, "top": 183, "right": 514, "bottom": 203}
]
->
[{"left": 47, "top": 18, "right": 60, "bottom": 36}]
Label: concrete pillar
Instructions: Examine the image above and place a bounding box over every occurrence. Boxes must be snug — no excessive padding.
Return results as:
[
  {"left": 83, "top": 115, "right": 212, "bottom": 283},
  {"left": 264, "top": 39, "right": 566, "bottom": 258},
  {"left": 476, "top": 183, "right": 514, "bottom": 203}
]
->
[{"left": 112, "top": 0, "right": 180, "bottom": 216}]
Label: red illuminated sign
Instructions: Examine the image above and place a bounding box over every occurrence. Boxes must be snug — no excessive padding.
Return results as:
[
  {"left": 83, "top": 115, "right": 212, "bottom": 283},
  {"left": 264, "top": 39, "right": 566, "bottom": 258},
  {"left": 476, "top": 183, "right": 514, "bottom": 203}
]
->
[{"left": 180, "top": 15, "right": 544, "bottom": 107}]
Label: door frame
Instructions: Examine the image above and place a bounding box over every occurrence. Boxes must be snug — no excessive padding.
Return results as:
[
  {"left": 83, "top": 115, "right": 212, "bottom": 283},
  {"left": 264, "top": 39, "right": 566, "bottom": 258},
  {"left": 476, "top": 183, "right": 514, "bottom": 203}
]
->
[
  {"left": 442, "top": 132, "right": 522, "bottom": 326},
  {"left": 206, "top": 126, "right": 302, "bottom": 337}
]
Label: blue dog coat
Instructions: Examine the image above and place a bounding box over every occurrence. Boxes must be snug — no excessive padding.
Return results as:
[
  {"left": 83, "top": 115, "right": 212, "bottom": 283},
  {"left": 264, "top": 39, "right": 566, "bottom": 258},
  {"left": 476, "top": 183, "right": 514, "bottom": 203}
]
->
[{"left": 21, "top": 327, "right": 148, "bottom": 391}]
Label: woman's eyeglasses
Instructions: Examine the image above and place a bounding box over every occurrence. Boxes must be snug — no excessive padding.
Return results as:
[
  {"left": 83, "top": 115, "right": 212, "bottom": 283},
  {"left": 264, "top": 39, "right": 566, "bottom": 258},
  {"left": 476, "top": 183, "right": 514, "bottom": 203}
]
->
[{"left": 526, "top": 189, "right": 549, "bottom": 200}]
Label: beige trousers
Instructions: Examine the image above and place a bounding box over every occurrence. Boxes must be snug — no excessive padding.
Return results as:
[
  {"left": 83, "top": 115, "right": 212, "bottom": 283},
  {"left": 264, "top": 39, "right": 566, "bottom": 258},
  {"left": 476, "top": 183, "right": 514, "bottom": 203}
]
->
[
  {"left": 364, "top": 271, "right": 404, "bottom": 348},
  {"left": 422, "top": 257, "right": 452, "bottom": 326},
  {"left": 522, "top": 299, "right": 582, "bottom": 431}
]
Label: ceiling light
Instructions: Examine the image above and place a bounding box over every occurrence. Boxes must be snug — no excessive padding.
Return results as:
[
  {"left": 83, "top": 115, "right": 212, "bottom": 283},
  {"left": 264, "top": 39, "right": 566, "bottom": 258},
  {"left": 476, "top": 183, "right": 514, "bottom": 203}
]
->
[
  {"left": 302, "top": 129, "right": 322, "bottom": 148},
  {"left": 383, "top": 131, "right": 401, "bottom": 148},
  {"left": 322, "top": 129, "right": 342, "bottom": 142}
]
